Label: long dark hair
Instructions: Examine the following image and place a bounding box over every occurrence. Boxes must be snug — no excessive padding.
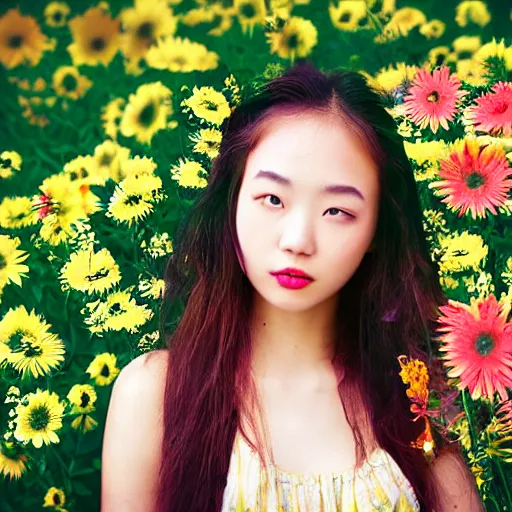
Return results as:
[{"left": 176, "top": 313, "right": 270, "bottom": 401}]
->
[{"left": 154, "top": 59, "right": 461, "bottom": 511}]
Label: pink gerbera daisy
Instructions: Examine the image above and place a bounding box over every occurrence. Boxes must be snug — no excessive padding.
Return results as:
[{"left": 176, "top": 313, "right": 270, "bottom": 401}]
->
[
  {"left": 429, "top": 137, "right": 512, "bottom": 219},
  {"left": 402, "top": 66, "right": 468, "bottom": 133},
  {"left": 466, "top": 82, "right": 512, "bottom": 137},
  {"left": 436, "top": 294, "right": 512, "bottom": 403}
]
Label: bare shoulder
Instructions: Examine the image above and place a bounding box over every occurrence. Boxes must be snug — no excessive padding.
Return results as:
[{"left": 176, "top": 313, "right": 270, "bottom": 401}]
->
[
  {"left": 101, "top": 349, "right": 169, "bottom": 512},
  {"left": 429, "top": 449, "right": 484, "bottom": 512}
]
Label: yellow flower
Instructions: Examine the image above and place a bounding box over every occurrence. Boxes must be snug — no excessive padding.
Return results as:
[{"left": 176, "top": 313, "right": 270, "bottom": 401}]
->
[
  {"left": 170, "top": 157, "right": 208, "bottom": 188},
  {"left": 403, "top": 139, "right": 449, "bottom": 166},
  {"left": 140, "top": 232, "right": 173, "bottom": 258},
  {"left": 43, "top": 486, "right": 66, "bottom": 508},
  {"left": 63, "top": 154, "right": 109, "bottom": 186},
  {"left": 107, "top": 172, "right": 163, "bottom": 226},
  {"left": 428, "top": 46, "right": 452, "bottom": 68},
  {"left": 67, "top": 7, "right": 120, "bottom": 66},
  {"left": 181, "top": 85, "right": 230, "bottom": 126},
  {"left": 44, "top": 2, "right": 71, "bottom": 28},
  {"left": 119, "top": 0, "right": 178, "bottom": 62},
  {"left": 266, "top": 16, "right": 318, "bottom": 61},
  {"left": 0, "top": 196, "right": 38, "bottom": 229},
  {"left": 383, "top": 7, "right": 427, "bottom": 38},
  {"left": 83, "top": 290, "right": 153, "bottom": 335},
  {"left": 119, "top": 155, "right": 157, "bottom": 178},
  {"left": 0, "top": 150, "right": 22, "bottom": 179},
  {"left": 101, "top": 97, "right": 126, "bottom": 140},
  {"left": 452, "top": 35, "right": 481, "bottom": 60},
  {"left": 86, "top": 353, "right": 120, "bottom": 386},
  {"left": 60, "top": 247, "right": 121, "bottom": 294},
  {"left": 145, "top": 36, "right": 219, "bottom": 73},
  {"left": 419, "top": 19, "right": 445, "bottom": 39},
  {"left": 328, "top": 1, "right": 368, "bottom": 31},
  {"left": 455, "top": 0, "right": 491, "bottom": 27},
  {"left": 372, "top": 62, "right": 419, "bottom": 93},
  {"left": 137, "top": 330, "right": 160, "bottom": 353},
  {"left": 34, "top": 173, "right": 101, "bottom": 245},
  {"left": 179, "top": 5, "right": 234, "bottom": 37},
  {"left": 397, "top": 355, "right": 429, "bottom": 403},
  {"left": 0, "top": 442, "right": 28, "bottom": 480},
  {"left": 92, "top": 140, "right": 131, "bottom": 182},
  {"left": 67, "top": 384, "right": 97, "bottom": 414},
  {"left": 189, "top": 127, "right": 223, "bottom": 159},
  {"left": 119, "top": 82, "right": 173, "bottom": 144},
  {"left": 138, "top": 277, "right": 165, "bottom": 299},
  {"left": 0, "top": 8, "right": 52, "bottom": 69},
  {"left": 0, "top": 235, "right": 29, "bottom": 290},
  {"left": 436, "top": 231, "right": 488, "bottom": 273},
  {"left": 52, "top": 66, "right": 92, "bottom": 100},
  {"left": 234, "top": 0, "right": 266, "bottom": 37},
  {"left": 14, "top": 389, "right": 65, "bottom": 449}
]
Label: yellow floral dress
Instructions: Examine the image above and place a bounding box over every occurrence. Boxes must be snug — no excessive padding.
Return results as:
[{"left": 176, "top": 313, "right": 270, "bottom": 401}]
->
[{"left": 221, "top": 430, "right": 421, "bottom": 511}]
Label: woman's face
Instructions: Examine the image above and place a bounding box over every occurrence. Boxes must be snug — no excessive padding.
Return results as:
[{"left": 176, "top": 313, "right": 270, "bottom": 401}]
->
[{"left": 235, "top": 111, "right": 380, "bottom": 312}]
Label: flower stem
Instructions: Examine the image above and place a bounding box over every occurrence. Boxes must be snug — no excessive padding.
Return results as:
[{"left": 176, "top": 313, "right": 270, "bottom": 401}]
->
[{"left": 461, "top": 388, "right": 478, "bottom": 452}]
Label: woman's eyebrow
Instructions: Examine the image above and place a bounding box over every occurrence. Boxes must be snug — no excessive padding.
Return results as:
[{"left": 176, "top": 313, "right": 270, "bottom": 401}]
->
[{"left": 253, "top": 169, "right": 365, "bottom": 201}]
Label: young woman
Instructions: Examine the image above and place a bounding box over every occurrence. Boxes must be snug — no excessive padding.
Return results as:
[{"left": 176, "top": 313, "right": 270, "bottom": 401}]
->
[{"left": 101, "top": 60, "right": 484, "bottom": 511}]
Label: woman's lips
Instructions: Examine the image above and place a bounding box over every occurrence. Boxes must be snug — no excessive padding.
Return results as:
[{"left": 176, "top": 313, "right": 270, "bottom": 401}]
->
[{"left": 272, "top": 274, "right": 312, "bottom": 290}]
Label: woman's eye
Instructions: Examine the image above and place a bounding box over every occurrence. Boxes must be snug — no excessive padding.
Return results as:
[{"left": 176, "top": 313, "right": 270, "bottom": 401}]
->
[{"left": 259, "top": 195, "right": 354, "bottom": 219}]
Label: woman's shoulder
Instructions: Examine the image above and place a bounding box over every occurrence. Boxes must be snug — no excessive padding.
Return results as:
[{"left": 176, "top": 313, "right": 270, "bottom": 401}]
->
[{"left": 101, "top": 349, "right": 170, "bottom": 510}]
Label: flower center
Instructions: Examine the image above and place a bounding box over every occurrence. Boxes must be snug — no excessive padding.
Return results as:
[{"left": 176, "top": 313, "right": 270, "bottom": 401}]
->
[
  {"left": 475, "top": 334, "right": 494, "bottom": 356},
  {"left": 138, "top": 102, "right": 156, "bottom": 127},
  {"left": 91, "top": 37, "right": 106, "bottom": 51},
  {"left": 80, "top": 392, "right": 91, "bottom": 408},
  {"left": 339, "top": 13, "right": 351, "bottom": 23},
  {"left": 287, "top": 33, "right": 299, "bottom": 49},
  {"left": 53, "top": 12, "right": 63, "bottom": 23},
  {"left": 137, "top": 21, "right": 154, "bottom": 40},
  {"left": 427, "top": 91, "right": 439, "bottom": 102},
  {"left": 466, "top": 172, "right": 485, "bottom": 189},
  {"left": 8, "top": 35, "right": 23, "bottom": 48},
  {"left": 53, "top": 493, "right": 62, "bottom": 506},
  {"left": 0, "top": 253, "right": 6, "bottom": 270},
  {"left": 109, "top": 302, "right": 122, "bottom": 314},
  {"left": 29, "top": 405, "right": 50, "bottom": 431},
  {"left": 492, "top": 101, "right": 508, "bottom": 115},
  {"left": 240, "top": 4, "right": 256, "bottom": 19},
  {"left": 62, "top": 73, "right": 77, "bottom": 92},
  {"left": 100, "top": 364, "right": 110, "bottom": 377}
]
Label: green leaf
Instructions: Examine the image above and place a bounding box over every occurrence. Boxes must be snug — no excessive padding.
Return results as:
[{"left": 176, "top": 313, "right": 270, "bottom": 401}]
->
[{"left": 72, "top": 480, "right": 92, "bottom": 496}]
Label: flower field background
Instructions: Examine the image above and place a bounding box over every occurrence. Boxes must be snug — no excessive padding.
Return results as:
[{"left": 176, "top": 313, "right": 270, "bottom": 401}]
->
[{"left": 1, "top": 0, "right": 512, "bottom": 510}]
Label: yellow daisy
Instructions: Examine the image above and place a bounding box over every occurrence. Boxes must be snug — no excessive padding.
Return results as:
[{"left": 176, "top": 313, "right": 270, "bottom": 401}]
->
[
  {"left": 181, "top": 85, "right": 231, "bottom": 126},
  {"left": 0, "top": 235, "right": 29, "bottom": 289},
  {"left": 419, "top": 19, "right": 445, "bottom": 39},
  {"left": 8, "top": 329, "right": 66, "bottom": 379},
  {"left": 372, "top": 62, "right": 419, "bottom": 93},
  {"left": 83, "top": 289, "right": 153, "bottom": 335},
  {"left": 14, "top": 389, "right": 65, "bottom": 449},
  {"left": 43, "top": 487, "right": 67, "bottom": 508},
  {"left": 234, "top": 0, "right": 267, "bottom": 37},
  {"left": 138, "top": 276, "right": 165, "bottom": 299},
  {"left": 0, "top": 150, "right": 22, "bottom": 179},
  {"left": 328, "top": 1, "right": 368, "bottom": 31},
  {"left": 85, "top": 352, "right": 120, "bottom": 386},
  {"left": 44, "top": 2, "right": 71, "bottom": 28},
  {"left": 383, "top": 7, "right": 427, "bottom": 38},
  {"left": 119, "top": 155, "right": 157, "bottom": 178},
  {"left": 107, "top": 173, "right": 163, "bottom": 226},
  {"left": 266, "top": 16, "right": 318, "bottom": 61},
  {"left": 145, "top": 36, "right": 219, "bottom": 73},
  {"left": 119, "top": 0, "right": 178, "bottom": 62},
  {"left": 119, "top": 82, "right": 173, "bottom": 144},
  {"left": 140, "top": 232, "right": 173, "bottom": 258},
  {"left": 452, "top": 35, "right": 481, "bottom": 60},
  {"left": 179, "top": 4, "right": 235, "bottom": 37},
  {"left": 428, "top": 46, "right": 452, "bottom": 68},
  {"left": 67, "top": 383, "right": 97, "bottom": 414},
  {"left": 63, "top": 154, "right": 109, "bottom": 186},
  {"left": 455, "top": 0, "right": 491, "bottom": 27},
  {"left": 170, "top": 157, "right": 208, "bottom": 188},
  {"left": 52, "top": 66, "right": 93, "bottom": 100},
  {"left": 0, "top": 442, "right": 28, "bottom": 480},
  {"left": 92, "top": 140, "right": 131, "bottom": 182},
  {"left": 437, "top": 231, "right": 488, "bottom": 274},
  {"left": 0, "top": 196, "right": 37, "bottom": 232},
  {"left": 189, "top": 127, "right": 223, "bottom": 159},
  {"left": 60, "top": 247, "right": 121, "bottom": 294},
  {"left": 67, "top": 7, "right": 120, "bottom": 66},
  {"left": 0, "top": 8, "right": 52, "bottom": 69},
  {"left": 101, "top": 97, "right": 126, "bottom": 140}
]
